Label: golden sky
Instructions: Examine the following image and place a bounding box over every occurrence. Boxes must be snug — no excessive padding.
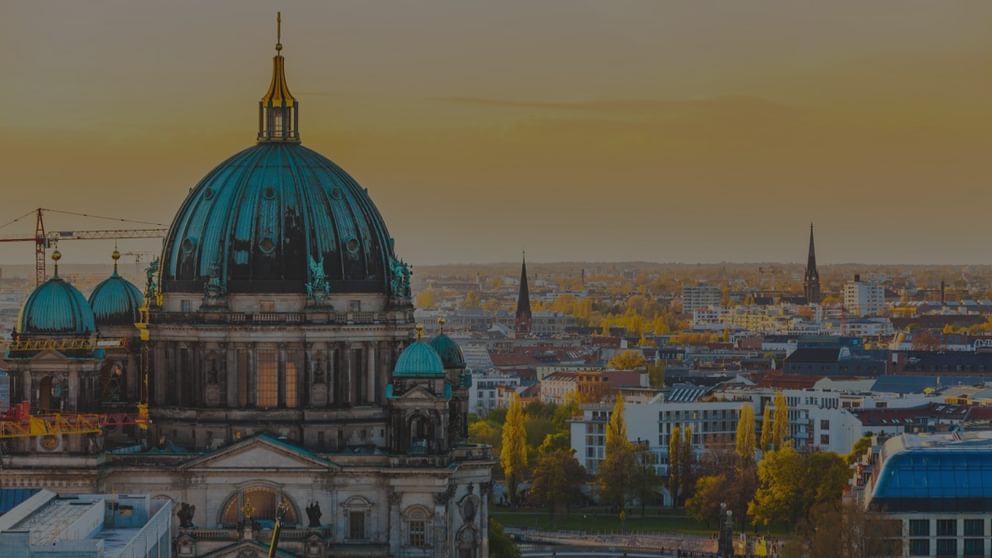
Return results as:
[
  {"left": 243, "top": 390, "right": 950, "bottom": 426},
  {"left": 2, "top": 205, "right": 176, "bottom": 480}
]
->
[{"left": 0, "top": 1, "right": 990, "bottom": 266}]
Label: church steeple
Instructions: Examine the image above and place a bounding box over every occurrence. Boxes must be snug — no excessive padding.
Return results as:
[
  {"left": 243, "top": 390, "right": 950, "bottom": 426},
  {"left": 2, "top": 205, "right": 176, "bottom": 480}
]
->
[
  {"left": 258, "top": 12, "right": 300, "bottom": 143},
  {"left": 515, "top": 252, "right": 532, "bottom": 337},
  {"left": 803, "top": 223, "right": 821, "bottom": 304}
]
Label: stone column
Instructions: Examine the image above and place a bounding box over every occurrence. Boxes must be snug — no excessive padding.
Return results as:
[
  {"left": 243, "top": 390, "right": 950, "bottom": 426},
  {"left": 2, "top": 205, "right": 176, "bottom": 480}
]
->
[
  {"left": 342, "top": 344, "right": 353, "bottom": 407},
  {"left": 67, "top": 370, "right": 79, "bottom": 412},
  {"left": 278, "top": 343, "right": 287, "bottom": 408},
  {"left": 387, "top": 489, "right": 401, "bottom": 556},
  {"left": 226, "top": 343, "right": 238, "bottom": 408},
  {"left": 480, "top": 484, "right": 490, "bottom": 558},
  {"left": 366, "top": 342, "right": 376, "bottom": 405}
]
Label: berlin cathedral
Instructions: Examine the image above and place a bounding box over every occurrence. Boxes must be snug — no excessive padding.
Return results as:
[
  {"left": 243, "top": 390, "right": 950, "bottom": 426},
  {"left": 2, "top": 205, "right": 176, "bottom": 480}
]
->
[{"left": 0, "top": 16, "right": 492, "bottom": 558}]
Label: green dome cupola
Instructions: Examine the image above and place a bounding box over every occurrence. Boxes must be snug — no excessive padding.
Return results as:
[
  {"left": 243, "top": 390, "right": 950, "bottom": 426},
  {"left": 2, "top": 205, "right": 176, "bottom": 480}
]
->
[
  {"left": 429, "top": 319, "right": 466, "bottom": 370},
  {"left": 89, "top": 250, "right": 144, "bottom": 326},
  {"left": 160, "top": 13, "right": 399, "bottom": 296},
  {"left": 394, "top": 327, "right": 445, "bottom": 378},
  {"left": 16, "top": 251, "right": 96, "bottom": 337}
]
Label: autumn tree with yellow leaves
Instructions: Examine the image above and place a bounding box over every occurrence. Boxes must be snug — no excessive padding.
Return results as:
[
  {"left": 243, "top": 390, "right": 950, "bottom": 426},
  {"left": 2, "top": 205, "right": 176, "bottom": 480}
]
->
[{"left": 500, "top": 394, "right": 528, "bottom": 505}]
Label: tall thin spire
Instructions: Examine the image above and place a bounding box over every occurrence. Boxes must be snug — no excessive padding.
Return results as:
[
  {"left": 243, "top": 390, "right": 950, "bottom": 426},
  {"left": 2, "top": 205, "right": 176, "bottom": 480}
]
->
[
  {"left": 258, "top": 12, "right": 300, "bottom": 143},
  {"left": 804, "top": 223, "right": 821, "bottom": 304},
  {"left": 515, "top": 251, "right": 532, "bottom": 337}
]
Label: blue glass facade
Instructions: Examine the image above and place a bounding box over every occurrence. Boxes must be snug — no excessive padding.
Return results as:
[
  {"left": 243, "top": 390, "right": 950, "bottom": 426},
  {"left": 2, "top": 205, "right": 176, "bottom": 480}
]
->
[{"left": 871, "top": 445, "right": 992, "bottom": 512}]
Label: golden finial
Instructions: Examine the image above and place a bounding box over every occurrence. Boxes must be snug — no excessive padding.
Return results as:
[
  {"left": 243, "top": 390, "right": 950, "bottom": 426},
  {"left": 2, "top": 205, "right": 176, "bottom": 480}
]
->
[
  {"left": 416, "top": 324, "right": 424, "bottom": 340},
  {"left": 51, "top": 249, "right": 62, "bottom": 278},
  {"left": 276, "top": 12, "right": 282, "bottom": 53},
  {"left": 437, "top": 318, "right": 446, "bottom": 334},
  {"left": 112, "top": 248, "right": 121, "bottom": 274}
]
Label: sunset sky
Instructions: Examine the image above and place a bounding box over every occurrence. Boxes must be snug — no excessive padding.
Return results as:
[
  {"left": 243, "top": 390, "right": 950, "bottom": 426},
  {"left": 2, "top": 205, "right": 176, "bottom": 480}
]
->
[{"left": 1, "top": 1, "right": 990, "bottom": 266}]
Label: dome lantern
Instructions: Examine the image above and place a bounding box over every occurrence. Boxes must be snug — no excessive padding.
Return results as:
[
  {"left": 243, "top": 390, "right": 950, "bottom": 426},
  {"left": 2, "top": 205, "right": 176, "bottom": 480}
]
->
[{"left": 258, "top": 12, "right": 300, "bottom": 144}]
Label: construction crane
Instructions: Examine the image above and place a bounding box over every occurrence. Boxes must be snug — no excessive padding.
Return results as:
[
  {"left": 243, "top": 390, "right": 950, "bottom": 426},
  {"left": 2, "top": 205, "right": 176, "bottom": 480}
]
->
[
  {"left": 0, "top": 208, "right": 167, "bottom": 285},
  {"left": 0, "top": 401, "right": 149, "bottom": 440}
]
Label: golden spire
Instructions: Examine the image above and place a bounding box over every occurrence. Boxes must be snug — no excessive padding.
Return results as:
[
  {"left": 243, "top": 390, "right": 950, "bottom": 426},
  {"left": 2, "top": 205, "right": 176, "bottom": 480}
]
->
[
  {"left": 437, "top": 318, "right": 446, "bottom": 334},
  {"left": 260, "top": 12, "right": 296, "bottom": 109},
  {"left": 416, "top": 324, "right": 424, "bottom": 340},
  {"left": 112, "top": 248, "right": 121, "bottom": 275}
]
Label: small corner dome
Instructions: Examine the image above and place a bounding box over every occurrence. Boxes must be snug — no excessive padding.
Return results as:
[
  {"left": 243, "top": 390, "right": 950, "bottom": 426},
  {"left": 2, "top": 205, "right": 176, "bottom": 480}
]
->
[
  {"left": 393, "top": 341, "right": 445, "bottom": 377},
  {"left": 89, "top": 272, "right": 144, "bottom": 326},
  {"left": 429, "top": 334, "right": 466, "bottom": 370},
  {"left": 17, "top": 277, "right": 96, "bottom": 337}
]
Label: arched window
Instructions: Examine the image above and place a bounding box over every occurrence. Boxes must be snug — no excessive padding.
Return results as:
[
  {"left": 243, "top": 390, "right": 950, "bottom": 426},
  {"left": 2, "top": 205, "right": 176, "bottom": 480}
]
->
[
  {"left": 408, "top": 413, "right": 433, "bottom": 454},
  {"left": 257, "top": 349, "right": 278, "bottom": 408},
  {"left": 220, "top": 486, "right": 298, "bottom": 528},
  {"left": 402, "top": 505, "right": 432, "bottom": 548}
]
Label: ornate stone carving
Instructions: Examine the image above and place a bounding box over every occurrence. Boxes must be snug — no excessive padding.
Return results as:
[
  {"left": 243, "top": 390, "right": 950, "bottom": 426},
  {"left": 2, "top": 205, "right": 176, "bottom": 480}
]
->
[
  {"left": 306, "top": 500, "right": 322, "bottom": 527},
  {"left": 177, "top": 501, "right": 196, "bottom": 528},
  {"left": 458, "top": 485, "right": 479, "bottom": 524},
  {"left": 305, "top": 255, "right": 331, "bottom": 306}
]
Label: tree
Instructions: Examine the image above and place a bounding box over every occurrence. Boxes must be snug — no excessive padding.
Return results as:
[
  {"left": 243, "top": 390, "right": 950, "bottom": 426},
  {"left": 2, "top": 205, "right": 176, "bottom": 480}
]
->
[
  {"left": 529, "top": 448, "right": 587, "bottom": 523},
  {"left": 735, "top": 404, "right": 756, "bottom": 467},
  {"left": 647, "top": 361, "right": 666, "bottom": 389},
  {"left": 680, "top": 425, "right": 694, "bottom": 503},
  {"left": 797, "top": 501, "right": 903, "bottom": 558},
  {"left": 668, "top": 426, "right": 681, "bottom": 507},
  {"left": 597, "top": 394, "right": 634, "bottom": 511},
  {"left": 608, "top": 350, "right": 647, "bottom": 370},
  {"left": 748, "top": 447, "right": 849, "bottom": 527},
  {"left": 847, "top": 434, "right": 872, "bottom": 465},
  {"left": 414, "top": 289, "right": 436, "bottom": 309},
  {"left": 488, "top": 517, "right": 521, "bottom": 558},
  {"left": 759, "top": 405, "right": 773, "bottom": 451},
  {"left": 463, "top": 290, "right": 481, "bottom": 309},
  {"left": 468, "top": 420, "right": 501, "bottom": 453},
  {"left": 500, "top": 394, "right": 528, "bottom": 505},
  {"left": 771, "top": 391, "right": 790, "bottom": 450},
  {"left": 686, "top": 474, "right": 727, "bottom": 526},
  {"left": 631, "top": 447, "right": 662, "bottom": 516}
]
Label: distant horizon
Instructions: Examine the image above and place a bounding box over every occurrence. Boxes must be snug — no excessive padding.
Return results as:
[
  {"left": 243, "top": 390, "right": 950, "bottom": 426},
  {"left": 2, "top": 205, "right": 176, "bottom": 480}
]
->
[{"left": 2, "top": 2, "right": 990, "bottom": 265}]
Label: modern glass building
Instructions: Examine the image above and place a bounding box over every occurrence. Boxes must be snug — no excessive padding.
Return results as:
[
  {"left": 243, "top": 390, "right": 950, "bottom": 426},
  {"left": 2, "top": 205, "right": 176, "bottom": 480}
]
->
[{"left": 864, "top": 432, "right": 992, "bottom": 557}]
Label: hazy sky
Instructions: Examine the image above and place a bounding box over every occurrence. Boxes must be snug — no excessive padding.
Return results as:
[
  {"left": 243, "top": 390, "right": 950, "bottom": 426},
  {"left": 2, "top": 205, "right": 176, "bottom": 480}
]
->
[{"left": 1, "top": 1, "right": 990, "bottom": 266}]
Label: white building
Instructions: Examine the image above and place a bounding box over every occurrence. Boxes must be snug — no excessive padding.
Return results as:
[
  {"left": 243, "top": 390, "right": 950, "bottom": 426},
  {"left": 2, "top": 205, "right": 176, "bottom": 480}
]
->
[
  {"left": 469, "top": 371, "right": 520, "bottom": 415},
  {"left": 0, "top": 490, "right": 173, "bottom": 558},
  {"left": 682, "top": 284, "right": 722, "bottom": 315},
  {"left": 844, "top": 275, "right": 885, "bottom": 317}
]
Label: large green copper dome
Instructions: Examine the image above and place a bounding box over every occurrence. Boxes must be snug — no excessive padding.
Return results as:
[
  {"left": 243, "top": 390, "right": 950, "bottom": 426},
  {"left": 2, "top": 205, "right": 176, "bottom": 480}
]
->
[
  {"left": 162, "top": 142, "right": 397, "bottom": 294},
  {"left": 430, "top": 334, "right": 466, "bottom": 370},
  {"left": 17, "top": 276, "right": 96, "bottom": 337},
  {"left": 90, "top": 270, "right": 144, "bottom": 326}
]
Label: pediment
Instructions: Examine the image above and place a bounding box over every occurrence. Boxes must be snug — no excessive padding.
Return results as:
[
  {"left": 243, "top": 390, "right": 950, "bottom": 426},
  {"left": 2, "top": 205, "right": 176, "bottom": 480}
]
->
[
  {"left": 394, "top": 385, "right": 440, "bottom": 401},
  {"left": 182, "top": 434, "right": 335, "bottom": 471},
  {"left": 28, "top": 350, "right": 74, "bottom": 364}
]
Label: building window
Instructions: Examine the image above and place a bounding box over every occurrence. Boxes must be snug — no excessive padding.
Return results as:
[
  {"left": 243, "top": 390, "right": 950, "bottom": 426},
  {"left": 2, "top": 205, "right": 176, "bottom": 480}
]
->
[
  {"left": 935, "top": 539, "right": 956, "bottom": 557},
  {"left": 820, "top": 434, "right": 829, "bottom": 445},
  {"left": 285, "top": 360, "right": 298, "bottom": 408},
  {"left": 409, "top": 520, "right": 427, "bottom": 546},
  {"left": 181, "top": 299, "right": 193, "bottom": 313},
  {"left": 936, "top": 519, "right": 957, "bottom": 537},
  {"left": 908, "top": 539, "right": 928, "bottom": 557},
  {"left": 963, "top": 519, "right": 983, "bottom": 536},
  {"left": 964, "top": 539, "right": 984, "bottom": 557},
  {"left": 820, "top": 419, "right": 829, "bottom": 430},
  {"left": 259, "top": 300, "right": 275, "bottom": 312},
  {"left": 256, "top": 350, "right": 278, "bottom": 408},
  {"left": 908, "top": 519, "right": 929, "bottom": 537},
  {"left": 349, "top": 511, "right": 366, "bottom": 540}
]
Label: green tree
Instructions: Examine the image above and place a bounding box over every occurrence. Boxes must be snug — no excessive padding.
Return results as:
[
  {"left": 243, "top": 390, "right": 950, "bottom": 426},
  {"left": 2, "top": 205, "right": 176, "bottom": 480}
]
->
[
  {"left": 500, "top": 394, "right": 528, "bottom": 506},
  {"left": 771, "top": 391, "right": 790, "bottom": 450},
  {"left": 597, "top": 394, "right": 634, "bottom": 512},
  {"left": 468, "top": 420, "right": 501, "bottom": 453},
  {"left": 529, "top": 448, "right": 587, "bottom": 523},
  {"left": 608, "top": 350, "right": 647, "bottom": 370},
  {"left": 668, "top": 426, "right": 681, "bottom": 507},
  {"left": 759, "top": 405, "right": 773, "bottom": 451},
  {"left": 488, "top": 517, "right": 521, "bottom": 558},
  {"left": 735, "top": 404, "right": 756, "bottom": 467}
]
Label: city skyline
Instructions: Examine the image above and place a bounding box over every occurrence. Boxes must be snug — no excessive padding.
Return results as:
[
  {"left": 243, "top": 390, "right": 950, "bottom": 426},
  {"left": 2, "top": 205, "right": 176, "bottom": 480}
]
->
[{"left": 1, "top": 1, "right": 991, "bottom": 266}]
